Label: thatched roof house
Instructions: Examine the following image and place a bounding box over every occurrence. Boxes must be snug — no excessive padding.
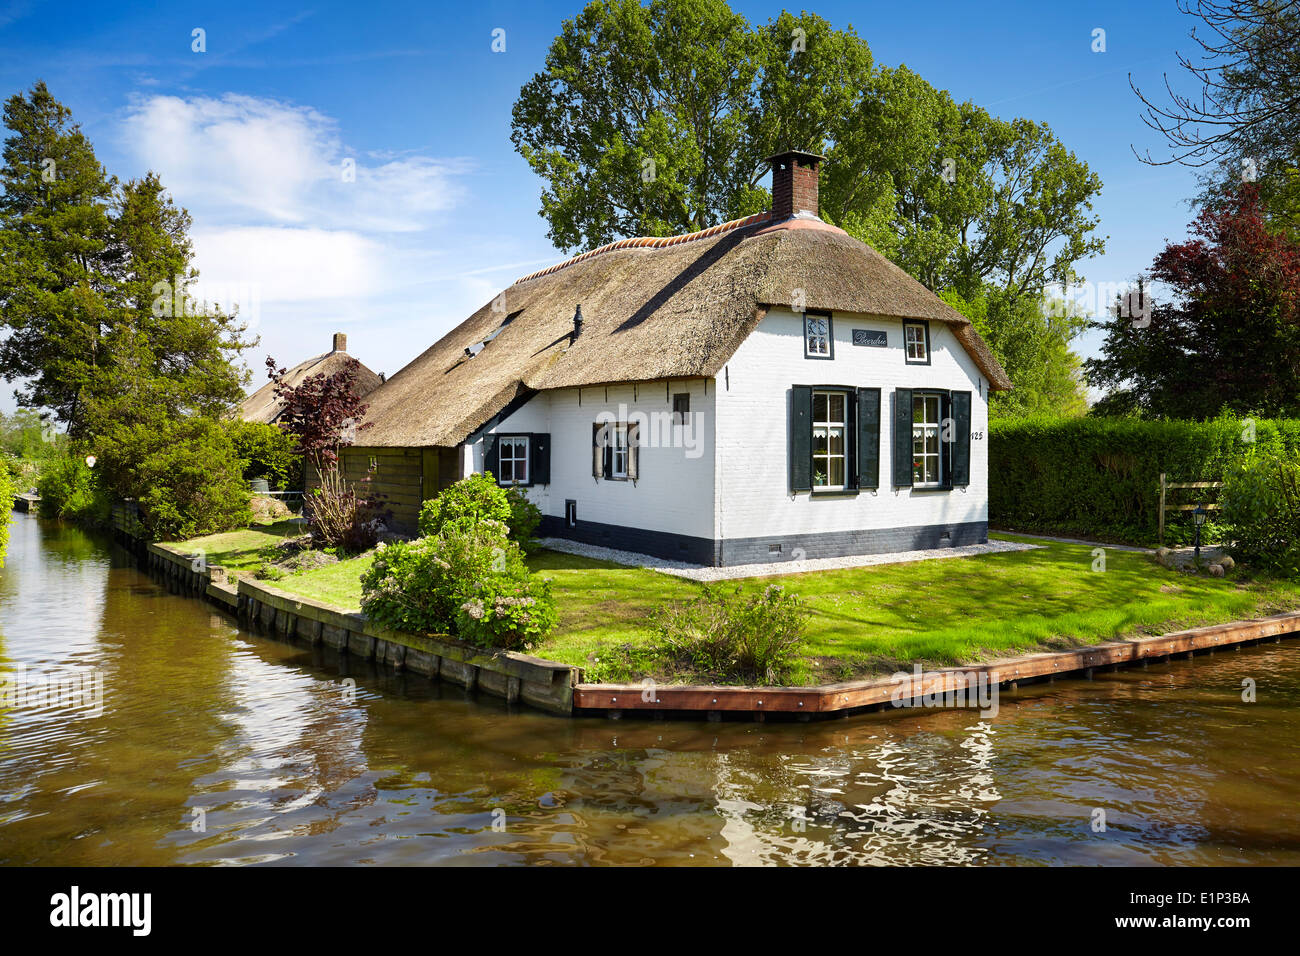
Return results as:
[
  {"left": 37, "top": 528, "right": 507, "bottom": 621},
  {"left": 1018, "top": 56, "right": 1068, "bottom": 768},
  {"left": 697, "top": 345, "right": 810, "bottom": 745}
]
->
[
  {"left": 238, "top": 332, "right": 383, "bottom": 426},
  {"left": 358, "top": 211, "right": 1008, "bottom": 450},
  {"left": 341, "top": 151, "right": 1010, "bottom": 563}
]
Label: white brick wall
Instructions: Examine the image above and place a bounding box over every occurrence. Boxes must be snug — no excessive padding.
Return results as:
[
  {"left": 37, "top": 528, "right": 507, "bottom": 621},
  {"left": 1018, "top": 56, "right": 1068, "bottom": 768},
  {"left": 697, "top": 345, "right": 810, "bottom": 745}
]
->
[
  {"left": 468, "top": 307, "right": 990, "bottom": 550},
  {"left": 714, "top": 307, "right": 989, "bottom": 540},
  {"left": 477, "top": 381, "right": 717, "bottom": 537}
]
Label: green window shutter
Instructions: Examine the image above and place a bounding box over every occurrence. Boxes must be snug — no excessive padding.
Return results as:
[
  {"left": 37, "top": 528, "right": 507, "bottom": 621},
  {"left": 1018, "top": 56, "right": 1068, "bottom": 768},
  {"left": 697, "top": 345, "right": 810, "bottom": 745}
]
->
[
  {"left": 483, "top": 435, "right": 499, "bottom": 481},
  {"left": 592, "top": 423, "right": 603, "bottom": 479},
  {"left": 531, "top": 433, "right": 550, "bottom": 485},
  {"left": 951, "top": 391, "right": 972, "bottom": 487},
  {"left": 856, "top": 387, "right": 881, "bottom": 490},
  {"left": 893, "top": 388, "right": 913, "bottom": 487},
  {"left": 790, "top": 385, "right": 812, "bottom": 492}
]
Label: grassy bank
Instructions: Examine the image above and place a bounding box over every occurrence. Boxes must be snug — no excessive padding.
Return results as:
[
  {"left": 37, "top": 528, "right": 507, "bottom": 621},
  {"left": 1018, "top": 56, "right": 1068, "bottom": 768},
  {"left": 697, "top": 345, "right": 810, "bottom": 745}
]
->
[
  {"left": 160, "top": 520, "right": 302, "bottom": 573},
  {"left": 188, "top": 529, "right": 1300, "bottom": 684}
]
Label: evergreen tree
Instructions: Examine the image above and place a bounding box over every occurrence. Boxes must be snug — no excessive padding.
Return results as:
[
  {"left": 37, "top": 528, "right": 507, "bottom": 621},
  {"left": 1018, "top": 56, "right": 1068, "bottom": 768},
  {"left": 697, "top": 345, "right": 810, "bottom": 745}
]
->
[{"left": 0, "top": 81, "right": 118, "bottom": 432}]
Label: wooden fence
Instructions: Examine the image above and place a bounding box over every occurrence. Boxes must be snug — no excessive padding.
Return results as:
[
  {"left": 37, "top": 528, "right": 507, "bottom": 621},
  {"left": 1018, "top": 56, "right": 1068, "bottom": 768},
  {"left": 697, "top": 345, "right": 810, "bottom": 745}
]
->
[{"left": 1158, "top": 473, "right": 1223, "bottom": 545}]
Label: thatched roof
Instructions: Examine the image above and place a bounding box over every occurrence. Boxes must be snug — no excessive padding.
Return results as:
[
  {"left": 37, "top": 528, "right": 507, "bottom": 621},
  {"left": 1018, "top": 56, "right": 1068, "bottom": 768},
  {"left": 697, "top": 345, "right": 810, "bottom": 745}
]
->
[
  {"left": 358, "top": 214, "right": 1011, "bottom": 448},
  {"left": 238, "top": 343, "right": 383, "bottom": 425}
]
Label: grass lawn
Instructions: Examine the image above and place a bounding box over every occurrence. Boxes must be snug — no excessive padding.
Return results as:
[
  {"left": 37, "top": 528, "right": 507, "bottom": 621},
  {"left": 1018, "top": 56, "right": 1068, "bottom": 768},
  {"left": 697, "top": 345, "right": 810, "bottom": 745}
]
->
[
  {"left": 248, "top": 533, "right": 1300, "bottom": 684},
  {"left": 160, "top": 520, "right": 303, "bottom": 572}
]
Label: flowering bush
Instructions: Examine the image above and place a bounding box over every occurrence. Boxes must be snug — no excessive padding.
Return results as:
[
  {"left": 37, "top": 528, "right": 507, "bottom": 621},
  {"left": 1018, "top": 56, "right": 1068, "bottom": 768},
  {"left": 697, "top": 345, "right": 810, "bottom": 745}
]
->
[
  {"left": 502, "top": 485, "right": 543, "bottom": 553},
  {"left": 360, "top": 518, "right": 556, "bottom": 648},
  {"left": 456, "top": 572, "right": 558, "bottom": 651}
]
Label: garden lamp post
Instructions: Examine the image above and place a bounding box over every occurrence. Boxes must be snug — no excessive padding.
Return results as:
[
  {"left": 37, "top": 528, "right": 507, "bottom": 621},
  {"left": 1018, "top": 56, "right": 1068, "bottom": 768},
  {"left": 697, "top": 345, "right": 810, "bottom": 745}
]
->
[{"left": 1192, "top": 503, "right": 1207, "bottom": 564}]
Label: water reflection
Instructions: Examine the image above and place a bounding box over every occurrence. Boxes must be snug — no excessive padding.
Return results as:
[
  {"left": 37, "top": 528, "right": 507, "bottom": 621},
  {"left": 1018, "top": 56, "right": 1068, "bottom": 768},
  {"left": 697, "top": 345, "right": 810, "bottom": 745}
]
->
[{"left": 1, "top": 513, "right": 1298, "bottom": 866}]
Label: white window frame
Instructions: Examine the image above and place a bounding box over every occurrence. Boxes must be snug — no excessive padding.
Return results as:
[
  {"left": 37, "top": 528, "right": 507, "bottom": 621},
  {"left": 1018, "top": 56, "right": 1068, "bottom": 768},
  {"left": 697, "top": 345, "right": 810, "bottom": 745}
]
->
[
  {"left": 804, "top": 313, "right": 832, "bottom": 359},
  {"left": 610, "top": 425, "right": 629, "bottom": 479},
  {"left": 912, "top": 394, "right": 942, "bottom": 488},
  {"left": 497, "top": 435, "right": 529, "bottom": 485},
  {"left": 812, "top": 390, "right": 848, "bottom": 491},
  {"left": 904, "top": 321, "right": 929, "bottom": 363}
]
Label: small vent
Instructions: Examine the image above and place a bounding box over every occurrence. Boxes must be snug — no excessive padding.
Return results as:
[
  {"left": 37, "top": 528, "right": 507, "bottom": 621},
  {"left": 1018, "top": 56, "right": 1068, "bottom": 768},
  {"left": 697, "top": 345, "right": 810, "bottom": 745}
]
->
[{"left": 769, "top": 543, "right": 782, "bottom": 554}]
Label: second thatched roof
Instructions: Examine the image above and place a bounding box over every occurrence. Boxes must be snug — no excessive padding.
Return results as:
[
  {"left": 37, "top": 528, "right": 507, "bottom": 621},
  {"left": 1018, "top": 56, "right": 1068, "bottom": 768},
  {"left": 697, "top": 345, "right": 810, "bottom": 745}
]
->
[
  {"left": 239, "top": 338, "right": 384, "bottom": 425},
  {"left": 357, "top": 214, "right": 1011, "bottom": 448}
]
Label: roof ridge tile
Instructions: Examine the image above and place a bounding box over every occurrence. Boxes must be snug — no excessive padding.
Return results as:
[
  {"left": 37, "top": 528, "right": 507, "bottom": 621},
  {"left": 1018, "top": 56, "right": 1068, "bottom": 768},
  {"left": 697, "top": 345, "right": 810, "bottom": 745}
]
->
[{"left": 513, "top": 212, "right": 772, "bottom": 285}]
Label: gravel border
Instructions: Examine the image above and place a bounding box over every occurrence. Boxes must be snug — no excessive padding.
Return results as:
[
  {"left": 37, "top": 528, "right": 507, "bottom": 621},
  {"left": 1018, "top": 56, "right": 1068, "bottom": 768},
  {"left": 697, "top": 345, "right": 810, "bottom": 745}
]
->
[
  {"left": 994, "top": 530, "right": 1151, "bottom": 553},
  {"left": 536, "top": 536, "right": 1042, "bottom": 581}
]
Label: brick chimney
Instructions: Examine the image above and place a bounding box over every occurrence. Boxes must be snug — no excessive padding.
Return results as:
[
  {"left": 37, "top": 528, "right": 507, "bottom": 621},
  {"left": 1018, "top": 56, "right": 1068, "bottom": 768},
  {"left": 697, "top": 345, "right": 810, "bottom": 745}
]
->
[
  {"left": 767, "top": 149, "right": 825, "bottom": 220},
  {"left": 332, "top": 332, "right": 347, "bottom": 352}
]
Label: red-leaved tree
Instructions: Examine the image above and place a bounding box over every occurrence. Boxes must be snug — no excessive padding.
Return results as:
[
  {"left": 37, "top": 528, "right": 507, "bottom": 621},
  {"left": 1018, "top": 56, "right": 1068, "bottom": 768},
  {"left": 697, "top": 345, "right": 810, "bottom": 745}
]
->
[
  {"left": 265, "top": 355, "right": 386, "bottom": 548},
  {"left": 266, "top": 354, "right": 373, "bottom": 470},
  {"left": 1087, "top": 184, "right": 1300, "bottom": 418}
]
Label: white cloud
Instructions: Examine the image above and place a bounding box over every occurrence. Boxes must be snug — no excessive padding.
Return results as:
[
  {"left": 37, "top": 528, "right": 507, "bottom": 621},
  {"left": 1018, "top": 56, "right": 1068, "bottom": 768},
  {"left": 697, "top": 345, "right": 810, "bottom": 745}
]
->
[
  {"left": 120, "top": 93, "right": 467, "bottom": 231},
  {"left": 109, "top": 91, "right": 553, "bottom": 392}
]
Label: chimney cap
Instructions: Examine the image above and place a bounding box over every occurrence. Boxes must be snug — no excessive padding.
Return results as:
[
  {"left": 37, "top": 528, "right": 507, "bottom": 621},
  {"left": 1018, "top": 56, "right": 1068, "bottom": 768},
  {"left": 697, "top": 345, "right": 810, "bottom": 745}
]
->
[{"left": 765, "top": 149, "right": 827, "bottom": 169}]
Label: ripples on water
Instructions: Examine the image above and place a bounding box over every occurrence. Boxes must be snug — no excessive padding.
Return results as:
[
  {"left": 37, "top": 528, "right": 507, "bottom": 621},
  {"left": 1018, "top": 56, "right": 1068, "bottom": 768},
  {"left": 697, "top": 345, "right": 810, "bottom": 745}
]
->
[{"left": 1, "top": 513, "right": 1298, "bottom": 866}]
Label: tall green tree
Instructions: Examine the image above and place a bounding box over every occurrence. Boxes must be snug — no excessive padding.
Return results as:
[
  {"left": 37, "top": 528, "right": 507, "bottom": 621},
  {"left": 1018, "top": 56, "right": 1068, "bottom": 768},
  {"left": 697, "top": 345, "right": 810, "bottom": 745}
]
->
[
  {"left": 940, "top": 285, "right": 1089, "bottom": 419},
  {"left": 826, "top": 67, "right": 1104, "bottom": 301},
  {"left": 1134, "top": 2, "right": 1300, "bottom": 233},
  {"left": 0, "top": 83, "right": 255, "bottom": 538},
  {"left": 83, "top": 172, "right": 251, "bottom": 434},
  {"left": 511, "top": 0, "right": 763, "bottom": 250},
  {"left": 0, "top": 81, "right": 118, "bottom": 432},
  {"left": 512, "top": 1, "right": 1104, "bottom": 299},
  {"left": 0, "top": 84, "right": 253, "bottom": 434}
]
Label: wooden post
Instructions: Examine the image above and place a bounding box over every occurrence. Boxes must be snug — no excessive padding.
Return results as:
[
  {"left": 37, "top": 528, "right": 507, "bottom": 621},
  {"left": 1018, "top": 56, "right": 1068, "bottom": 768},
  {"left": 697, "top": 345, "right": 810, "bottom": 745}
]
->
[{"left": 1158, "top": 472, "right": 1166, "bottom": 545}]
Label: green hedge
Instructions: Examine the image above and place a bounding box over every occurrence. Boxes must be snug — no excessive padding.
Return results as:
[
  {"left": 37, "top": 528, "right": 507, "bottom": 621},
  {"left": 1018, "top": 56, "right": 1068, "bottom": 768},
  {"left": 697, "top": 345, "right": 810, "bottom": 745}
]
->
[{"left": 989, "top": 415, "right": 1300, "bottom": 544}]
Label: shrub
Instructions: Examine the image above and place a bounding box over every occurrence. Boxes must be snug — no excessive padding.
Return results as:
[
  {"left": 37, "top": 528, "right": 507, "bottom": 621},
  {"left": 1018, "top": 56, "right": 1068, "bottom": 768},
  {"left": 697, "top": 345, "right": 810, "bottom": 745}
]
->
[
  {"left": 419, "top": 472, "right": 541, "bottom": 549},
  {"left": 83, "top": 414, "right": 252, "bottom": 540},
  {"left": 1220, "top": 455, "right": 1300, "bottom": 577},
  {"left": 652, "top": 584, "right": 809, "bottom": 684},
  {"left": 107, "top": 418, "right": 252, "bottom": 540},
  {"left": 254, "top": 563, "right": 287, "bottom": 581},
  {"left": 305, "top": 464, "right": 388, "bottom": 552},
  {"left": 361, "top": 518, "right": 524, "bottom": 633},
  {"left": 456, "top": 571, "right": 558, "bottom": 651},
  {"left": 989, "top": 414, "right": 1300, "bottom": 543},
  {"left": 418, "top": 472, "right": 511, "bottom": 536},
  {"left": 360, "top": 518, "right": 557, "bottom": 648},
  {"left": 226, "top": 419, "right": 303, "bottom": 491},
  {"left": 0, "top": 462, "right": 14, "bottom": 568},
  {"left": 502, "top": 485, "right": 542, "bottom": 552},
  {"left": 36, "top": 446, "right": 107, "bottom": 523}
]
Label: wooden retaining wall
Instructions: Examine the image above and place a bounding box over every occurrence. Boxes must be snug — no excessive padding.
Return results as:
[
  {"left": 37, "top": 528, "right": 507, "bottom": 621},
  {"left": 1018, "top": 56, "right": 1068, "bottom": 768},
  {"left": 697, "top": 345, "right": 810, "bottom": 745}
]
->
[
  {"left": 144, "top": 542, "right": 581, "bottom": 714},
  {"left": 574, "top": 610, "right": 1300, "bottom": 720}
]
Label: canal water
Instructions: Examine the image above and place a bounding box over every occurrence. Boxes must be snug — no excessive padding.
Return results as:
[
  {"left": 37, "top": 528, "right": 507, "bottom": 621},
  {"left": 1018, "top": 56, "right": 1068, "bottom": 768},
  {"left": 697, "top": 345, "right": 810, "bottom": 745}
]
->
[{"left": 2, "top": 512, "right": 1298, "bottom": 866}]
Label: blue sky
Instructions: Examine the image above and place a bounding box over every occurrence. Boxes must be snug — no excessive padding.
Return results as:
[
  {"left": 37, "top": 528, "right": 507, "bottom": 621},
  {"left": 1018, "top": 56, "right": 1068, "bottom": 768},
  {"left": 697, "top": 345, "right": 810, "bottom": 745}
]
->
[{"left": 0, "top": 0, "right": 1210, "bottom": 410}]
